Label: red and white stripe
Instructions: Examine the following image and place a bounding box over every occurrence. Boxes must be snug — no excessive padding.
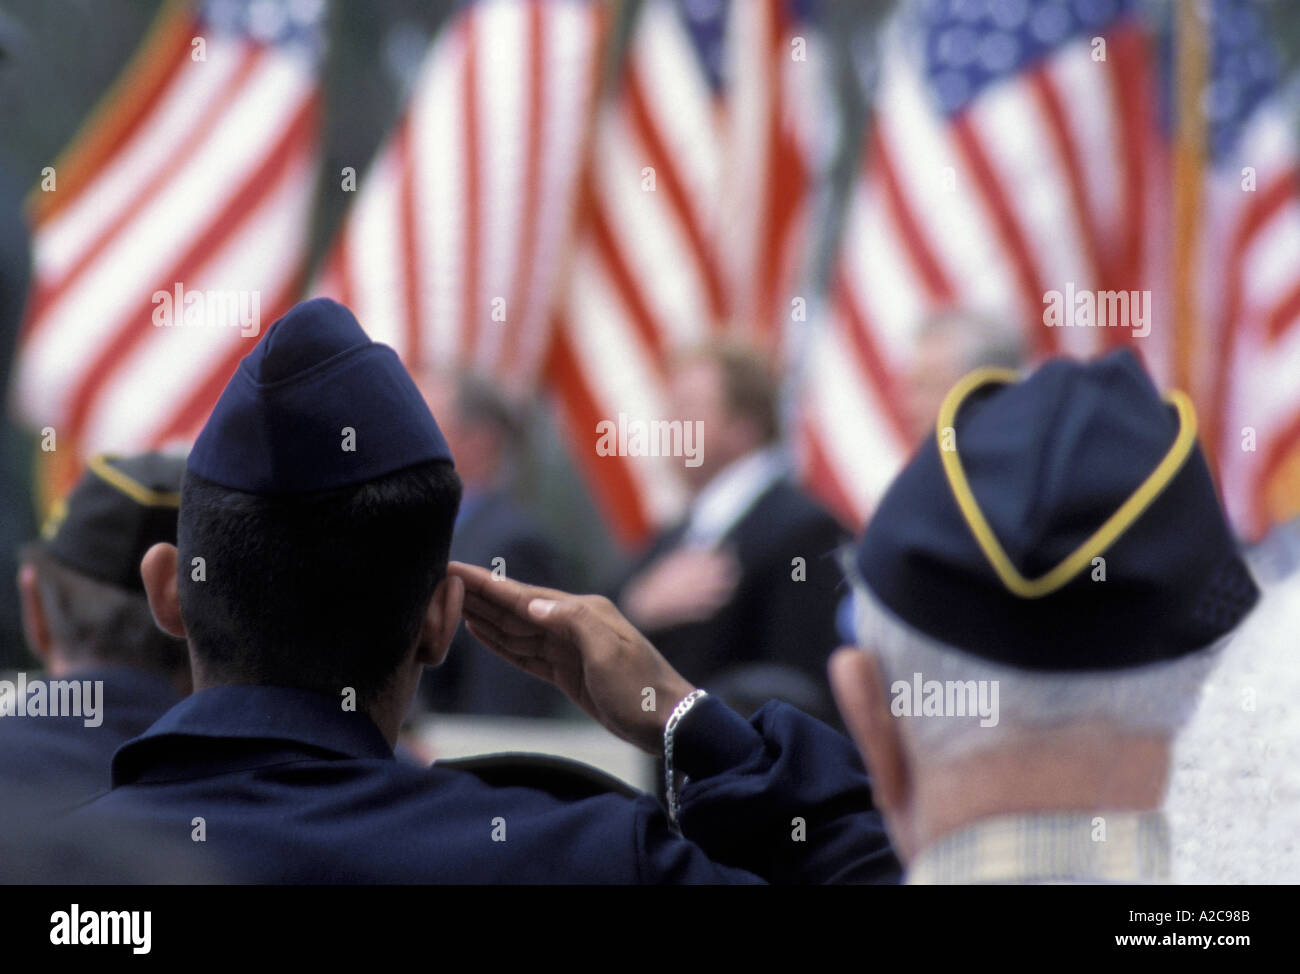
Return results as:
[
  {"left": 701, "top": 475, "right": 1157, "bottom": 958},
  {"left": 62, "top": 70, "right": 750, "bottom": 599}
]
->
[
  {"left": 547, "top": 0, "right": 824, "bottom": 545},
  {"left": 546, "top": 0, "right": 716, "bottom": 544},
  {"left": 316, "top": 0, "right": 606, "bottom": 391},
  {"left": 12, "top": 2, "right": 320, "bottom": 465},
  {"left": 723, "top": 0, "right": 823, "bottom": 355},
  {"left": 1207, "top": 100, "right": 1300, "bottom": 537}
]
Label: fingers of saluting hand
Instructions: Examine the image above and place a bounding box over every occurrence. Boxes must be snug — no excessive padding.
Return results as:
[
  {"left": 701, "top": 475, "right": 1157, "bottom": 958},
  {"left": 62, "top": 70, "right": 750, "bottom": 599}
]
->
[
  {"left": 464, "top": 619, "right": 555, "bottom": 682},
  {"left": 461, "top": 590, "right": 548, "bottom": 640},
  {"left": 449, "top": 562, "right": 568, "bottom": 621},
  {"left": 461, "top": 599, "right": 545, "bottom": 658}
]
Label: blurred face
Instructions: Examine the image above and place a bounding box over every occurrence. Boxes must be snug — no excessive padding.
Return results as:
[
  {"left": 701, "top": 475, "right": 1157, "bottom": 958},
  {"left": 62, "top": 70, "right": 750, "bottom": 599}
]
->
[
  {"left": 904, "top": 329, "right": 966, "bottom": 446},
  {"left": 669, "top": 358, "right": 754, "bottom": 492},
  {"left": 416, "top": 371, "right": 462, "bottom": 455},
  {"left": 419, "top": 374, "right": 460, "bottom": 447},
  {"left": 417, "top": 373, "right": 498, "bottom": 489}
]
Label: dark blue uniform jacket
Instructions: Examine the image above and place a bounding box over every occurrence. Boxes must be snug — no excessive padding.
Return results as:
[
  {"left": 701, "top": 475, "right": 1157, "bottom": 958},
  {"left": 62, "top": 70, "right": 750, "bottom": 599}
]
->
[
  {"left": 0, "top": 666, "right": 182, "bottom": 810},
  {"left": 69, "top": 685, "right": 901, "bottom": 884}
]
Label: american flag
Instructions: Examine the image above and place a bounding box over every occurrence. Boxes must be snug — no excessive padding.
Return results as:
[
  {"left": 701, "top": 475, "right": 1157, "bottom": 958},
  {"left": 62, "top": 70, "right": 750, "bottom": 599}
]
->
[
  {"left": 13, "top": 0, "right": 323, "bottom": 495},
  {"left": 314, "top": 0, "right": 608, "bottom": 390},
  {"left": 1201, "top": 0, "right": 1300, "bottom": 538},
  {"left": 546, "top": 0, "right": 825, "bottom": 545},
  {"left": 723, "top": 0, "right": 822, "bottom": 356},
  {"left": 799, "top": 0, "right": 1300, "bottom": 539}
]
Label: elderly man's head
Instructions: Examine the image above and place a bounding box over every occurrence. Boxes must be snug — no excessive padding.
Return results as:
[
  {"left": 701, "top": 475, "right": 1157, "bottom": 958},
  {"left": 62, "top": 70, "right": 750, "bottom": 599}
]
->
[
  {"left": 832, "top": 583, "right": 1226, "bottom": 863},
  {"left": 19, "top": 453, "right": 190, "bottom": 692},
  {"left": 415, "top": 368, "right": 521, "bottom": 492},
  {"left": 904, "top": 308, "right": 1025, "bottom": 444},
  {"left": 828, "top": 351, "right": 1258, "bottom": 864}
]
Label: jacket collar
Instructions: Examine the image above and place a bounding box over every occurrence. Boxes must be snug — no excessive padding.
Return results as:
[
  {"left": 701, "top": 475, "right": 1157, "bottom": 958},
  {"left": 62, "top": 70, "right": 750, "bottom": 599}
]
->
[
  {"left": 111, "top": 685, "right": 394, "bottom": 786},
  {"left": 74, "top": 665, "right": 184, "bottom": 706}
]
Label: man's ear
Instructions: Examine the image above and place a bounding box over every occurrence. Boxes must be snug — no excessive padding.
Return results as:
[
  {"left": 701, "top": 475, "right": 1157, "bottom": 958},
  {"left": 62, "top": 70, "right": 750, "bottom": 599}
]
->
[
  {"left": 829, "top": 647, "right": 909, "bottom": 822},
  {"left": 17, "top": 561, "right": 54, "bottom": 662},
  {"left": 141, "top": 543, "right": 187, "bottom": 639},
  {"left": 416, "top": 573, "right": 463, "bottom": 667}
]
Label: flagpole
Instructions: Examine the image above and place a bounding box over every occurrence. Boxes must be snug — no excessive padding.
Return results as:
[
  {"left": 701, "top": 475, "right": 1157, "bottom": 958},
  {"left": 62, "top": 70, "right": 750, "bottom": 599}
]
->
[{"left": 1173, "top": 0, "right": 1208, "bottom": 451}]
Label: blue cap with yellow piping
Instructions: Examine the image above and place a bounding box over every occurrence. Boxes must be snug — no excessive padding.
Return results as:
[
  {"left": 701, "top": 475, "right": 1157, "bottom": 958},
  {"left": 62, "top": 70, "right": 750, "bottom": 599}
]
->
[
  {"left": 43, "top": 452, "right": 185, "bottom": 593},
  {"left": 855, "top": 349, "right": 1258, "bottom": 670}
]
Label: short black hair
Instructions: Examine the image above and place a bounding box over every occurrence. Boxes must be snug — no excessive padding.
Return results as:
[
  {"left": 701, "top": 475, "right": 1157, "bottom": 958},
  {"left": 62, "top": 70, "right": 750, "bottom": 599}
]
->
[
  {"left": 22, "top": 543, "right": 188, "bottom": 678},
  {"left": 177, "top": 460, "right": 461, "bottom": 705}
]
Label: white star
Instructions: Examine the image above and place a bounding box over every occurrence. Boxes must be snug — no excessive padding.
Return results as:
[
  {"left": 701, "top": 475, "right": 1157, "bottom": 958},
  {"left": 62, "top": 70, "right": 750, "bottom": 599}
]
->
[
  {"left": 978, "top": 31, "right": 1019, "bottom": 73},
  {"left": 248, "top": 0, "right": 289, "bottom": 44},
  {"left": 287, "top": 0, "right": 325, "bottom": 28},
  {"left": 937, "top": 25, "right": 980, "bottom": 68},
  {"left": 1030, "top": 2, "right": 1071, "bottom": 44},
  {"left": 950, "top": 0, "right": 986, "bottom": 24},
  {"left": 989, "top": 0, "right": 1029, "bottom": 30}
]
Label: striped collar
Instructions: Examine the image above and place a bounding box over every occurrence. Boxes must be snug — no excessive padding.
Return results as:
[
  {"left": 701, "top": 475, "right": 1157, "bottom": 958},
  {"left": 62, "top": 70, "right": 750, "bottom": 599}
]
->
[{"left": 907, "top": 811, "right": 1171, "bottom": 884}]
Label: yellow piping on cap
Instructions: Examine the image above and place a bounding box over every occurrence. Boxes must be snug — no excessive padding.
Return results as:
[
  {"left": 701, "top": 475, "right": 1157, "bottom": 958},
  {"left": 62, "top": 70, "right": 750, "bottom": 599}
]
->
[
  {"left": 40, "top": 497, "right": 68, "bottom": 539},
  {"left": 88, "top": 454, "right": 181, "bottom": 509},
  {"left": 935, "top": 366, "right": 1199, "bottom": 599}
]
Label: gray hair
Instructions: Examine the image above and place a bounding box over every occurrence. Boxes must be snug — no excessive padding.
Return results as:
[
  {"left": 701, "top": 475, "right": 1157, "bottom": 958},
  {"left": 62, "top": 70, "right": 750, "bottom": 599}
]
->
[
  {"left": 847, "top": 571, "right": 1226, "bottom": 763},
  {"left": 22, "top": 542, "right": 188, "bottom": 677},
  {"left": 917, "top": 307, "right": 1027, "bottom": 373}
]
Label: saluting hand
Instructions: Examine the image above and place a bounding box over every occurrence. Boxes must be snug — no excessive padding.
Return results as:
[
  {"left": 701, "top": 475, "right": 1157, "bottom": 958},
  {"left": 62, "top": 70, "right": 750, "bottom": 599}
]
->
[{"left": 448, "top": 562, "right": 697, "bottom": 755}]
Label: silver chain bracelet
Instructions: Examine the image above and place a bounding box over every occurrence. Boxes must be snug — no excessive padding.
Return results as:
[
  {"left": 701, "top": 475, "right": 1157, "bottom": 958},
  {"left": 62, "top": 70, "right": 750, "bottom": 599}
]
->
[{"left": 663, "top": 689, "right": 708, "bottom": 827}]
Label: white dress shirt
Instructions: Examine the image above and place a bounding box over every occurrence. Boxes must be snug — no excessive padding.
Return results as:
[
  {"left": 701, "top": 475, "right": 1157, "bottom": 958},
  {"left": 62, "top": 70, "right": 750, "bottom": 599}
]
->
[{"left": 682, "top": 446, "right": 787, "bottom": 547}]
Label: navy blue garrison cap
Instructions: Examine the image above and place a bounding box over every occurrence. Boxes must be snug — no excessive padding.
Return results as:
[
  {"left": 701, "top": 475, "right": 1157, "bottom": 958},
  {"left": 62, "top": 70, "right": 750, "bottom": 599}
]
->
[
  {"left": 856, "top": 349, "right": 1259, "bottom": 671},
  {"left": 43, "top": 452, "right": 184, "bottom": 593},
  {"left": 188, "top": 298, "right": 451, "bottom": 494}
]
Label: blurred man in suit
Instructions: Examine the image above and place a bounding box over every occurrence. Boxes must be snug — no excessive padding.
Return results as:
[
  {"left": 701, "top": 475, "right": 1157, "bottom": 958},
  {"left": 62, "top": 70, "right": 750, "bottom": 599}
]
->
[
  {"left": 613, "top": 341, "right": 846, "bottom": 714},
  {"left": 3, "top": 453, "right": 189, "bottom": 809},
  {"left": 415, "top": 369, "right": 570, "bottom": 716},
  {"left": 829, "top": 351, "right": 1258, "bottom": 883}
]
